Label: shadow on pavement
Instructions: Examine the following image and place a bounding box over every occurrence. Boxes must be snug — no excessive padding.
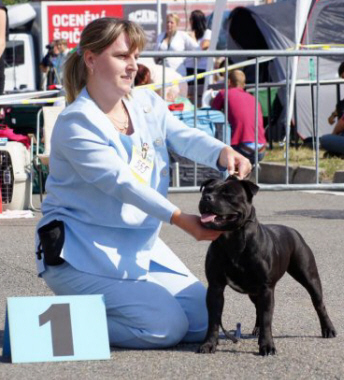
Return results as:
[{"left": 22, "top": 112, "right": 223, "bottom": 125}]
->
[{"left": 276, "top": 209, "right": 344, "bottom": 220}]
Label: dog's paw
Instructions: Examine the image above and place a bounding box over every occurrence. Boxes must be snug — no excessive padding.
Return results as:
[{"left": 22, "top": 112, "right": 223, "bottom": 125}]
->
[
  {"left": 259, "top": 343, "right": 276, "bottom": 356},
  {"left": 197, "top": 342, "right": 217, "bottom": 354},
  {"left": 322, "top": 325, "right": 337, "bottom": 338}
]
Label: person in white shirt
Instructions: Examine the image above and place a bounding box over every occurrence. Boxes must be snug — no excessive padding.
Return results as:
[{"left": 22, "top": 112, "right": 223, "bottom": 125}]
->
[
  {"left": 185, "top": 10, "right": 212, "bottom": 85},
  {"left": 156, "top": 13, "right": 199, "bottom": 77}
]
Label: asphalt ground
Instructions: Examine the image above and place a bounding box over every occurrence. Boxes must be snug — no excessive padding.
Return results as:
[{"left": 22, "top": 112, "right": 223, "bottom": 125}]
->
[{"left": 0, "top": 190, "right": 343, "bottom": 379}]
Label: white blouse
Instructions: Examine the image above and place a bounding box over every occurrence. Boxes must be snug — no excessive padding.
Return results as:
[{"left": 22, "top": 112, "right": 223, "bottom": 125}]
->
[
  {"left": 156, "top": 30, "right": 199, "bottom": 76},
  {"left": 185, "top": 29, "right": 212, "bottom": 71}
]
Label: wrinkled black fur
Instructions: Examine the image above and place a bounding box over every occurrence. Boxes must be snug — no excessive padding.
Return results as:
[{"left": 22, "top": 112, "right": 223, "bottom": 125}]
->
[{"left": 198, "top": 176, "right": 336, "bottom": 356}]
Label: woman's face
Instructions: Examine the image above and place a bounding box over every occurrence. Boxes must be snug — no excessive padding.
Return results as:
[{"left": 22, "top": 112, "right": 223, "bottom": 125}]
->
[
  {"left": 85, "top": 32, "right": 139, "bottom": 99},
  {"left": 166, "top": 17, "right": 177, "bottom": 34}
]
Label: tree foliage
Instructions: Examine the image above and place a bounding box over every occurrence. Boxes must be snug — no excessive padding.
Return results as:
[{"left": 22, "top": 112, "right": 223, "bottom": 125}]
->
[{"left": 3, "top": 0, "right": 29, "bottom": 5}]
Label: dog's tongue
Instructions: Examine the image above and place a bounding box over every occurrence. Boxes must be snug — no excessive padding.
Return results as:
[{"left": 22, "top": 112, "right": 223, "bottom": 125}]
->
[{"left": 200, "top": 213, "right": 217, "bottom": 223}]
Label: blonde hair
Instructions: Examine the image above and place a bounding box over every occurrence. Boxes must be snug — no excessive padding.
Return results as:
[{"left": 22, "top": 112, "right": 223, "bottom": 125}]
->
[
  {"left": 64, "top": 17, "right": 146, "bottom": 104},
  {"left": 166, "top": 13, "right": 180, "bottom": 26}
]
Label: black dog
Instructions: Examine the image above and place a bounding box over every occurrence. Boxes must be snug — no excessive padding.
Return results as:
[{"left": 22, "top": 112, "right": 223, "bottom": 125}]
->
[{"left": 198, "top": 176, "right": 336, "bottom": 356}]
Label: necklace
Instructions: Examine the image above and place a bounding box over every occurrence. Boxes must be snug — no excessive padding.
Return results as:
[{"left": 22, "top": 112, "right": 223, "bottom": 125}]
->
[{"left": 106, "top": 102, "right": 129, "bottom": 131}]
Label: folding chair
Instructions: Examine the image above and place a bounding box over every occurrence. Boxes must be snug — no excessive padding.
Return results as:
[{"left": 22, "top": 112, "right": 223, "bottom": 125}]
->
[
  {"left": 30, "top": 105, "right": 64, "bottom": 209},
  {"left": 35, "top": 106, "right": 64, "bottom": 165},
  {"left": 170, "top": 108, "right": 231, "bottom": 187},
  {"left": 172, "top": 108, "right": 230, "bottom": 144}
]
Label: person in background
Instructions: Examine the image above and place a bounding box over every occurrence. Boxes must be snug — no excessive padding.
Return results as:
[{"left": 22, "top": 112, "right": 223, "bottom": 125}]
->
[
  {"left": 320, "top": 61, "right": 344, "bottom": 157},
  {"left": 156, "top": 13, "right": 199, "bottom": 77},
  {"left": 40, "top": 40, "right": 59, "bottom": 89},
  {"left": 185, "top": 10, "right": 212, "bottom": 85},
  {"left": 135, "top": 63, "right": 194, "bottom": 112},
  {"left": 213, "top": 57, "right": 234, "bottom": 84},
  {"left": 328, "top": 62, "right": 344, "bottom": 126},
  {"left": 139, "top": 58, "right": 189, "bottom": 101},
  {"left": 134, "top": 63, "right": 153, "bottom": 87},
  {"left": 0, "top": 1, "right": 8, "bottom": 95},
  {"left": 211, "top": 69, "right": 267, "bottom": 164},
  {"left": 35, "top": 17, "right": 251, "bottom": 350},
  {"left": 320, "top": 112, "right": 344, "bottom": 158},
  {"left": 55, "top": 38, "right": 70, "bottom": 84}
]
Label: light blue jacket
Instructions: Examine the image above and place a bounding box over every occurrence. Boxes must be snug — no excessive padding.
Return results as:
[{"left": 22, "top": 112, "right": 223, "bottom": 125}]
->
[{"left": 36, "top": 87, "right": 227, "bottom": 280}]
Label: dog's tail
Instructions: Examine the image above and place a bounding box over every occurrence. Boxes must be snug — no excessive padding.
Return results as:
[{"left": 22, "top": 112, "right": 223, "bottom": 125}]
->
[{"left": 220, "top": 322, "right": 239, "bottom": 343}]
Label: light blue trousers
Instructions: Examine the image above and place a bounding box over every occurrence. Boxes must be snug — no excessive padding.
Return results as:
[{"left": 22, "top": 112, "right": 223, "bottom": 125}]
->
[{"left": 42, "top": 257, "right": 208, "bottom": 349}]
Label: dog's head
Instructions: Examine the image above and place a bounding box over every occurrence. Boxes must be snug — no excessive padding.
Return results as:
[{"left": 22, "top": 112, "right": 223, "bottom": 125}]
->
[{"left": 199, "top": 176, "right": 259, "bottom": 231}]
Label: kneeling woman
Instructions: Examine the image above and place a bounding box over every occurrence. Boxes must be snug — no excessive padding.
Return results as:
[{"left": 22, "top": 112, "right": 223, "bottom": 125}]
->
[{"left": 35, "top": 17, "right": 251, "bottom": 349}]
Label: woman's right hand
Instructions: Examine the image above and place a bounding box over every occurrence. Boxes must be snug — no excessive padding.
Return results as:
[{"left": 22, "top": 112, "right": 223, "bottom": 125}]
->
[{"left": 171, "top": 209, "right": 223, "bottom": 241}]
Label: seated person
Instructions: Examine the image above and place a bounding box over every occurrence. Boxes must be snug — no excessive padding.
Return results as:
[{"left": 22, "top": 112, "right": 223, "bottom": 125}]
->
[
  {"left": 138, "top": 58, "right": 188, "bottom": 99},
  {"left": 320, "top": 114, "right": 344, "bottom": 157},
  {"left": 213, "top": 57, "right": 234, "bottom": 84},
  {"left": 211, "top": 69, "right": 266, "bottom": 164},
  {"left": 328, "top": 62, "right": 344, "bottom": 125},
  {"left": 134, "top": 63, "right": 153, "bottom": 86},
  {"left": 135, "top": 63, "right": 193, "bottom": 111}
]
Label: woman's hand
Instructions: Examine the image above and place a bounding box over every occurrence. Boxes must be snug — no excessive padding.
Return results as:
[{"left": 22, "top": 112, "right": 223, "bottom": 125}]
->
[
  {"left": 332, "top": 116, "right": 344, "bottom": 135},
  {"left": 218, "top": 146, "right": 252, "bottom": 179},
  {"left": 328, "top": 110, "right": 337, "bottom": 125},
  {"left": 171, "top": 209, "right": 223, "bottom": 241}
]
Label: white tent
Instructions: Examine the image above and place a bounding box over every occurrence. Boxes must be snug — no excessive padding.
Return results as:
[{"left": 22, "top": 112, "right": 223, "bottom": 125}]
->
[
  {"left": 226, "top": 0, "right": 344, "bottom": 139},
  {"left": 287, "top": 0, "right": 314, "bottom": 129}
]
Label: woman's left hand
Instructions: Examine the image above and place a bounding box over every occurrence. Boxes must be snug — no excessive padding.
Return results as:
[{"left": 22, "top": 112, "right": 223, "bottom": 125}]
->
[{"left": 218, "top": 146, "right": 252, "bottom": 179}]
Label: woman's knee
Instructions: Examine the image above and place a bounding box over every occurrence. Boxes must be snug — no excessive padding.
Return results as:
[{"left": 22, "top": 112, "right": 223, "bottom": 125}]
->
[
  {"left": 178, "top": 281, "right": 208, "bottom": 342},
  {"left": 107, "top": 304, "right": 189, "bottom": 349}
]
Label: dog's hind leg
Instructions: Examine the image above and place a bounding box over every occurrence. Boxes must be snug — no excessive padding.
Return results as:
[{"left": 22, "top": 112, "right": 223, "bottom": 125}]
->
[
  {"left": 287, "top": 246, "right": 336, "bottom": 338},
  {"left": 249, "top": 295, "right": 260, "bottom": 337}
]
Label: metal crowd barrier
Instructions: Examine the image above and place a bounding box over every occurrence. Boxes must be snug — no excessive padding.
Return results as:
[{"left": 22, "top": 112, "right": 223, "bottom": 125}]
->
[{"left": 141, "top": 49, "right": 344, "bottom": 192}]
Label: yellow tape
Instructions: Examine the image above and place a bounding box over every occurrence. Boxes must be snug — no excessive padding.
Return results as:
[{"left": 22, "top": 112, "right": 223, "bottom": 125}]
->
[
  {"left": 20, "top": 96, "right": 65, "bottom": 105},
  {"left": 16, "top": 56, "right": 278, "bottom": 103},
  {"left": 137, "top": 56, "right": 275, "bottom": 90},
  {"left": 288, "top": 43, "right": 344, "bottom": 50}
]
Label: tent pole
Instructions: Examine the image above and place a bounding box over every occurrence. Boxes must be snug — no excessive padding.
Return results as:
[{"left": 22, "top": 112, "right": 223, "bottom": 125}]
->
[
  {"left": 286, "top": 0, "right": 313, "bottom": 140},
  {"left": 254, "top": 57, "right": 259, "bottom": 183},
  {"left": 285, "top": 57, "right": 290, "bottom": 185},
  {"left": 267, "top": 86, "right": 272, "bottom": 150},
  {"left": 315, "top": 55, "right": 320, "bottom": 184},
  {"left": 204, "top": 0, "right": 227, "bottom": 92},
  {"left": 157, "top": 0, "right": 161, "bottom": 36}
]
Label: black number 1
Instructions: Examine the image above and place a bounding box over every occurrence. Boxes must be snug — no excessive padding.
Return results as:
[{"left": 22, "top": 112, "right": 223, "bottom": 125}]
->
[{"left": 39, "top": 303, "right": 74, "bottom": 357}]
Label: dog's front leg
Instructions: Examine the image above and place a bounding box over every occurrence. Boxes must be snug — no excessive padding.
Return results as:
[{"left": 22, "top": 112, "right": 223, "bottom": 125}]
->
[
  {"left": 257, "top": 287, "right": 276, "bottom": 356},
  {"left": 198, "top": 284, "right": 225, "bottom": 353},
  {"left": 249, "top": 294, "right": 260, "bottom": 336}
]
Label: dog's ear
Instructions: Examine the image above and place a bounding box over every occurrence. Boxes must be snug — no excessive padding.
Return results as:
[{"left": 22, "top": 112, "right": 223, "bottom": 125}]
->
[
  {"left": 241, "top": 180, "right": 259, "bottom": 202},
  {"left": 200, "top": 178, "right": 217, "bottom": 192}
]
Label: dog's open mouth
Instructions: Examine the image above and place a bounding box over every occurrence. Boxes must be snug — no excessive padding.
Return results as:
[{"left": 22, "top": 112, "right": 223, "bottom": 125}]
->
[{"left": 200, "top": 212, "right": 238, "bottom": 225}]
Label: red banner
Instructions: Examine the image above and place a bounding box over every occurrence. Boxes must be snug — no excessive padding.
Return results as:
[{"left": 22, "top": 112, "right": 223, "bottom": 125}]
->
[{"left": 47, "top": 4, "right": 123, "bottom": 48}]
